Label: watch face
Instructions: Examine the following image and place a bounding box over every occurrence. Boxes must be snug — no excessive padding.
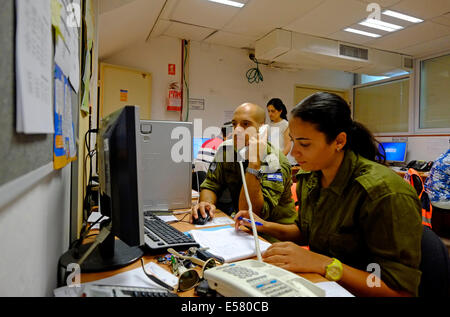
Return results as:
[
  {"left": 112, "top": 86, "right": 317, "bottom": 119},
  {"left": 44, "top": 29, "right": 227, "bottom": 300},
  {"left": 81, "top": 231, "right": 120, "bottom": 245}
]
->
[
  {"left": 328, "top": 266, "right": 340, "bottom": 279},
  {"left": 326, "top": 261, "right": 343, "bottom": 281}
]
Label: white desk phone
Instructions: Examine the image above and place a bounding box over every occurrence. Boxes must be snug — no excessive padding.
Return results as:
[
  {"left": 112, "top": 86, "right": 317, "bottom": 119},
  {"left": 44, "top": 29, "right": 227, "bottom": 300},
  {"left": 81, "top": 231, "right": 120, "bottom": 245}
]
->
[{"left": 204, "top": 259, "right": 325, "bottom": 297}]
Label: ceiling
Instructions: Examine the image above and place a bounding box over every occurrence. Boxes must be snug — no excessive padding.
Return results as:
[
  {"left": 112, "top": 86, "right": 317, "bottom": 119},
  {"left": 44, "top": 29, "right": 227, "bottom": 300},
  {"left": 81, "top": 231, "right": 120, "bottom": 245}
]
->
[{"left": 99, "top": 0, "right": 450, "bottom": 61}]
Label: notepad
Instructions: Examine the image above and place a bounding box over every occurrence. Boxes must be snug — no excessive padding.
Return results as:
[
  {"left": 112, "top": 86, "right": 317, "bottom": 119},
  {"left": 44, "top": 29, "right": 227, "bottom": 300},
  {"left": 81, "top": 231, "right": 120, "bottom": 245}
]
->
[{"left": 189, "top": 227, "right": 271, "bottom": 262}]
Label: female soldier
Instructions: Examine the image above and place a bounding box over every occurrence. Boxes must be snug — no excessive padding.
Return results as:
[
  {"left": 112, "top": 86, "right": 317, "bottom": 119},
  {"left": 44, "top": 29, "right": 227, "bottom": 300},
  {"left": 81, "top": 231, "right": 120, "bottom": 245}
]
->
[{"left": 235, "top": 92, "right": 423, "bottom": 297}]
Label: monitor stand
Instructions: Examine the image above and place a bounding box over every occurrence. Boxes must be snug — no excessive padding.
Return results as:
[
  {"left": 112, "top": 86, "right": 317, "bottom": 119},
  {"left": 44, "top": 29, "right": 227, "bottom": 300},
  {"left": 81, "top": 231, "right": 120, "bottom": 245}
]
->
[{"left": 59, "top": 235, "right": 144, "bottom": 274}]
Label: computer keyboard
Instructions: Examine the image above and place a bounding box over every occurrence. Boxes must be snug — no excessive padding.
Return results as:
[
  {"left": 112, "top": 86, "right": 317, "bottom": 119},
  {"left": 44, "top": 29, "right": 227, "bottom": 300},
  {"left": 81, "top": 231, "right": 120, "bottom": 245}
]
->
[
  {"left": 143, "top": 212, "right": 199, "bottom": 252},
  {"left": 82, "top": 284, "right": 179, "bottom": 297}
]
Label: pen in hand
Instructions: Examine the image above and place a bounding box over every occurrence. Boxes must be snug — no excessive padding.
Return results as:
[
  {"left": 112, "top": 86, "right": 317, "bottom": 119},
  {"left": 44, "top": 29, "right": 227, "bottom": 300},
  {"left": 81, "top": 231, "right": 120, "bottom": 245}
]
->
[{"left": 237, "top": 216, "right": 263, "bottom": 227}]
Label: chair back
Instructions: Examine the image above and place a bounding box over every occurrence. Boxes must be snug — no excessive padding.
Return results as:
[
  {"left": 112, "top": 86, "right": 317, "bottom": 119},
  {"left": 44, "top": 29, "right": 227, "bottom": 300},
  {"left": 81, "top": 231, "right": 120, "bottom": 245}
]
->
[{"left": 419, "top": 225, "right": 450, "bottom": 297}]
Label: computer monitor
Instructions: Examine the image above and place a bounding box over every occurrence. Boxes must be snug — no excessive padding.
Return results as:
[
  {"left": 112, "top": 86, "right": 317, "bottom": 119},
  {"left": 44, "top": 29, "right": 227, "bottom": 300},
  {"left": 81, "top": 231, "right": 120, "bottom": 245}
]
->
[
  {"left": 378, "top": 141, "right": 408, "bottom": 164},
  {"left": 60, "top": 106, "right": 145, "bottom": 273},
  {"left": 193, "top": 137, "right": 209, "bottom": 160}
]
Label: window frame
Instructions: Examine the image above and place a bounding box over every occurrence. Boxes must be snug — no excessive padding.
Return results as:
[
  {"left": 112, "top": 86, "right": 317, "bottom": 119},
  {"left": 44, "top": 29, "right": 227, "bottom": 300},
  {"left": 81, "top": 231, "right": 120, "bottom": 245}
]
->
[
  {"left": 352, "top": 74, "right": 413, "bottom": 137},
  {"left": 414, "top": 50, "right": 450, "bottom": 134}
]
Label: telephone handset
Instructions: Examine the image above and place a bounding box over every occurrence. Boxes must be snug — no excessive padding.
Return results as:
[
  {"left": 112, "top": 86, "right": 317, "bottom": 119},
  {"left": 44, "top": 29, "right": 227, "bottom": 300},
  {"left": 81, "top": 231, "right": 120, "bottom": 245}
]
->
[
  {"left": 238, "top": 124, "right": 268, "bottom": 160},
  {"left": 406, "top": 160, "right": 434, "bottom": 172}
]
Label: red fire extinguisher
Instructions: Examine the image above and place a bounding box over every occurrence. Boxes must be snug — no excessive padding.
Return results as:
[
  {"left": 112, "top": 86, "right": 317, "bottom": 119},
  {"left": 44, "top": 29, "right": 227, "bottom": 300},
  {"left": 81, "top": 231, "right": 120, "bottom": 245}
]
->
[{"left": 166, "top": 82, "right": 182, "bottom": 111}]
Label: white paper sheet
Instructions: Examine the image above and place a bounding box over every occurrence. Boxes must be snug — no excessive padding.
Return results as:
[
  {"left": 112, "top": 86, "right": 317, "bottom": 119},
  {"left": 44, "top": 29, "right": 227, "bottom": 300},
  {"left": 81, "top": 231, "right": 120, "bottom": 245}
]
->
[
  {"left": 157, "top": 215, "right": 178, "bottom": 223},
  {"left": 189, "top": 227, "right": 271, "bottom": 262},
  {"left": 53, "top": 0, "right": 80, "bottom": 92},
  {"left": 54, "top": 262, "right": 178, "bottom": 297},
  {"left": 315, "top": 281, "right": 355, "bottom": 297},
  {"left": 194, "top": 216, "right": 235, "bottom": 228},
  {"left": 16, "top": 0, "right": 54, "bottom": 134}
]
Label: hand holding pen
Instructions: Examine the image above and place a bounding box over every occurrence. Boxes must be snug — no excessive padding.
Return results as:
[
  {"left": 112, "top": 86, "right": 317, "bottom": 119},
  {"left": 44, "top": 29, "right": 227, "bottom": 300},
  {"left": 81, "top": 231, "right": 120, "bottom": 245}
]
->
[{"left": 233, "top": 210, "right": 265, "bottom": 232}]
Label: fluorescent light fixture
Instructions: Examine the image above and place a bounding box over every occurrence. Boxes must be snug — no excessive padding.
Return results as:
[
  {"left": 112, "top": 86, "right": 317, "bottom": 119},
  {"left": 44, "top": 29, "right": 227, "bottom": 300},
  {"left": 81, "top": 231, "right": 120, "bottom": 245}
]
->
[
  {"left": 359, "top": 18, "right": 403, "bottom": 32},
  {"left": 383, "top": 10, "right": 423, "bottom": 23},
  {"left": 344, "top": 28, "right": 381, "bottom": 38},
  {"left": 207, "top": 0, "right": 245, "bottom": 8}
]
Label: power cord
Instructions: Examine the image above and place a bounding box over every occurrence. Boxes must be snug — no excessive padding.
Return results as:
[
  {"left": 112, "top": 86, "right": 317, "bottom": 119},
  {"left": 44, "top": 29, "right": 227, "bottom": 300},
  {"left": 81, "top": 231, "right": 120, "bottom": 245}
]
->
[
  {"left": 246, "top": 54, "right": 264, "bottom": 84},
  {"left": 183, "top": 40, "right": 190, "bottom": 122},
  {"left": 237, "top": 153, "right": 262, "bottom": 262},
  {"left": 77, "top": 223, "right": 112, "bottom": 267}
]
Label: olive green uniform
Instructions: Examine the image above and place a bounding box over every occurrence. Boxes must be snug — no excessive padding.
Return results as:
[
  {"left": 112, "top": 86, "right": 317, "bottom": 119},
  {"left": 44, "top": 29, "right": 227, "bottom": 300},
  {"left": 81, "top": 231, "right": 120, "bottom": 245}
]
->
[
  {"left": 295, "top": 150, "right": 422, "bottom": 296},
  {"left": 200, "top": 142, "right": 296, "bottom": 225}
]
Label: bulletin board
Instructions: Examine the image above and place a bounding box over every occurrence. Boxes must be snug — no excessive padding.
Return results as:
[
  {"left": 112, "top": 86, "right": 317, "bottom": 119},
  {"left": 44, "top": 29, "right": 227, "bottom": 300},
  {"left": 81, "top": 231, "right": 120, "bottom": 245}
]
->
[{"left": 0, "top": 0, "right": 79, "bottom": 191}]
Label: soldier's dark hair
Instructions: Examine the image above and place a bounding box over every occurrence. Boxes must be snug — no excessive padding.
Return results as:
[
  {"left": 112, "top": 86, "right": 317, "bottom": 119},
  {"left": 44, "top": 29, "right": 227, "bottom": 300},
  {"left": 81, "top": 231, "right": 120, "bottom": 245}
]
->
[{"left": 291, "top": 92, "right": 385, "bottom": 163}]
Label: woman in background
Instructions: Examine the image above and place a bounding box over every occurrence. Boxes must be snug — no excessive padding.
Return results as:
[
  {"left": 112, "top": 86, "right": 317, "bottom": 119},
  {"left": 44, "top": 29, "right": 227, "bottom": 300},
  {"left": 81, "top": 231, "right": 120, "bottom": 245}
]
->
[{"left": 266, "top": 98, "right": 296, "bottom": 165}]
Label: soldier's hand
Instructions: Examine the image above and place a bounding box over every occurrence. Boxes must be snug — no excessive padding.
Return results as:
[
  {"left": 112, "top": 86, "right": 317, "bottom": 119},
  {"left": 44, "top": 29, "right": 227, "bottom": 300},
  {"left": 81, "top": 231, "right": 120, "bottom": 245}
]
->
[
  {"left": 190, "top": 201, "right": 216, "bottom": 223},
  {"left": 233, "top": 210, "right": 265, "bottom": 233}
]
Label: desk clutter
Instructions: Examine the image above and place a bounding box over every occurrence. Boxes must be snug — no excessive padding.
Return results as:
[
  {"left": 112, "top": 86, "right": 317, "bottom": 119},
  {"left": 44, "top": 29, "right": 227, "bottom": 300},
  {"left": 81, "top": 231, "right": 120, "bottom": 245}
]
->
[{"left": 55, "top": 215, "right": 354, "bottom": 297}]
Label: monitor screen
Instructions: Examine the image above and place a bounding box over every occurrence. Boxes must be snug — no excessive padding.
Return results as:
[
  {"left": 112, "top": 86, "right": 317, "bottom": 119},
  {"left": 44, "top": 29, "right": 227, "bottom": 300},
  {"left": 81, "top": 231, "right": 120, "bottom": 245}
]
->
[
  {"left": 378, "top": 142, "right": 407, "bottom": 163},
  {"left": 87, "top": 105, "right": 144, "bottom": 271},
  {"left": 193, "top": 137, "right": 209, "bottom": 160}
]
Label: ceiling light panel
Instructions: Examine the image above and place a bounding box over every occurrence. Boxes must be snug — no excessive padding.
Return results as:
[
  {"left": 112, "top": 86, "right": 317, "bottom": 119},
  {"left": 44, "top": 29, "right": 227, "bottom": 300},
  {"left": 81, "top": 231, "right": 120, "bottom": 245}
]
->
[
  {"left": 344, "top": 27, "right": 382, "bottom": 38},
  {"left": 383, "top": 10, "right": 423, "bottom": 23},
  {"left": 207, "top": 0, "right": 245, "bottom": 8},
  {"left": 359, "top": 18, "right": 404, "bottom": 32}
]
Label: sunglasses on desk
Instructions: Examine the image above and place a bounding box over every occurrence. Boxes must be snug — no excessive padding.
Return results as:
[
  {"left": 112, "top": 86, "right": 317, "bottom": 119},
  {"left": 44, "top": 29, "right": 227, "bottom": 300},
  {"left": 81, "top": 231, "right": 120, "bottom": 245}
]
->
[
  {"left": 176, "top": 257, "right": 216, "bottom": 292},
  {"left": 168, "top": 248, "right": 218, "bottom": 292},
  {"left": 140, "top": 254, "right": 217, "bottom": 293}
]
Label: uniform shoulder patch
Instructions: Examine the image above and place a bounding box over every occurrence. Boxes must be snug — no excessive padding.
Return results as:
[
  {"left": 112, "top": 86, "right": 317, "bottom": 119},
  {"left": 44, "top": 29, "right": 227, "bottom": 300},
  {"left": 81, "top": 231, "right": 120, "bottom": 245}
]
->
[
  {"left": 267, "top": 173, "right": 283, "bottom": 182},
  {"left": 208, "top": 162, "right": 218, "bottom": 173}
]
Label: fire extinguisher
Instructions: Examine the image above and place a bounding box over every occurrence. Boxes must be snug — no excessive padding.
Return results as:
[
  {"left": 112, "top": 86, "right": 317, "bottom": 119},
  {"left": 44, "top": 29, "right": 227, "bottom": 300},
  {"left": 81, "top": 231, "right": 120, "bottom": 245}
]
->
[{"left": 166, "top": 82, "right": 182, "bottom": 111}]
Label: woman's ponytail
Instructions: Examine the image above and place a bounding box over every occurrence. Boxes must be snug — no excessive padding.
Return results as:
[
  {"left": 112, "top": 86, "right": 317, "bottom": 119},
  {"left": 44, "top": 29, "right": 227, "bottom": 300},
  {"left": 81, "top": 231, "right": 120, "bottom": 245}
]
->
[{"left": 347, "top": 120, "right": 385, "bottom": 164}]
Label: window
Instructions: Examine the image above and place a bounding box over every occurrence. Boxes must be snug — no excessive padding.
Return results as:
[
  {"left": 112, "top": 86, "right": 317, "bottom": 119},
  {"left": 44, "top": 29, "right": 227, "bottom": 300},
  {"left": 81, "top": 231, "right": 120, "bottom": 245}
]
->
[
  {"left": 353, "top": 76, "right": 410, "bottom": 134},
  {"left": 294, "top": 85, "right": 349, "bottom": 106},
  {"left": 360, "top": 74, "right": 389, "bottom": 84},
  {"left": 419, "top": 53, "right": 450, "bottom": 130}
]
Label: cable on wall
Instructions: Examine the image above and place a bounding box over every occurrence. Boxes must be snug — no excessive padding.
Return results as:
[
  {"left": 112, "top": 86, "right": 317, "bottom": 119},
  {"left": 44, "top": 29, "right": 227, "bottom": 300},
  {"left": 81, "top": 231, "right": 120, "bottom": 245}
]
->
[
  {"left": 246, "top": 53, "right": 264, "bottom": 84},
  {"left": 183, "top": 39, "right": 190, "bottom": 122}
]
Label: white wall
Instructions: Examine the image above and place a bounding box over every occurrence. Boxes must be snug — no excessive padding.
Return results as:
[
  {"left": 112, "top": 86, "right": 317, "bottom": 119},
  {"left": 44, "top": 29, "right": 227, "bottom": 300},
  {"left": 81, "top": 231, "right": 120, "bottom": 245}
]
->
[
  {"left": 0, "top": 165, "right": 71, "bottom": 296},
  {"left": 103, "top": 36, "right": 355, "bottom": 130},
  {"left": 103, "top": 36, "right": 449, "bottom": 162}
]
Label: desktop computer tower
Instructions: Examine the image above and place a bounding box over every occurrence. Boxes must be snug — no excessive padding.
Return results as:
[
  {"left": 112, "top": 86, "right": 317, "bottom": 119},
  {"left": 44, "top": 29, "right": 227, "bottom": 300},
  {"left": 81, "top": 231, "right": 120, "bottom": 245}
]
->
[{"left": 139, "top": 120, "right": 193, "bottom": 211}]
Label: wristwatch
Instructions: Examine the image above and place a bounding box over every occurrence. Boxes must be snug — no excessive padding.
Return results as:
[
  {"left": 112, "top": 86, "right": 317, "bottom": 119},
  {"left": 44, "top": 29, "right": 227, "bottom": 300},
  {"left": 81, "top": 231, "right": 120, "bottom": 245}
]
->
[
  {"left": 325, "top": 258, "right": 343, "bottom": 282},
  {"left": 246, "top": 167, "right": 263, "bottom": 180}
]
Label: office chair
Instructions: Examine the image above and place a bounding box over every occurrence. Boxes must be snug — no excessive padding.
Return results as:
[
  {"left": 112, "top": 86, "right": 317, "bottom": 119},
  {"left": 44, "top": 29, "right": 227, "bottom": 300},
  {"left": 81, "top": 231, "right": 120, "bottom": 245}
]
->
[
  {"left": 290, "top": 183, "right": 298, "bottom": 211},
  {"left": 418, "top": 225, "right": 450, "bottom": 297}
]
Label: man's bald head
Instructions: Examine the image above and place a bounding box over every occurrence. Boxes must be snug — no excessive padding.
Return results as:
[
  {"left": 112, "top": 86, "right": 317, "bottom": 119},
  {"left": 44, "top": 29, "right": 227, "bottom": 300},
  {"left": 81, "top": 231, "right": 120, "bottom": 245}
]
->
[{"left": 233, "top": 103, "right": 266, "bottom": 125}]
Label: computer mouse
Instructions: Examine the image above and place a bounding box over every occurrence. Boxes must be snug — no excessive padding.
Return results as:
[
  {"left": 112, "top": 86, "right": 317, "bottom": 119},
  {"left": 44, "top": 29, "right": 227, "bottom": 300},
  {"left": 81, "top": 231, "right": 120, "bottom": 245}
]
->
[{"left": 193, "top": 213, "right": 211, "bottom": 225}]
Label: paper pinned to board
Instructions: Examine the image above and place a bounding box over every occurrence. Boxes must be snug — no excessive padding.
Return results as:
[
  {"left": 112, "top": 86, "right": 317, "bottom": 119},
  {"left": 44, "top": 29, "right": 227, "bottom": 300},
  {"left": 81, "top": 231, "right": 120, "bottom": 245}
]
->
[
  {"left": 53, "top": 0, "right": 80, "bottom": 93},
  {"left": 16, "top": 0, "right": 54, "bottom": 134}
]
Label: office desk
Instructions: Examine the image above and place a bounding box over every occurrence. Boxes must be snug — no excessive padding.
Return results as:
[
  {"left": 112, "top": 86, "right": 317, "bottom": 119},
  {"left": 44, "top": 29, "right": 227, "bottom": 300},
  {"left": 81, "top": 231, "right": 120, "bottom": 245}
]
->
[{"left": 80, "top": 210, "right": 327, "bottom": 297}]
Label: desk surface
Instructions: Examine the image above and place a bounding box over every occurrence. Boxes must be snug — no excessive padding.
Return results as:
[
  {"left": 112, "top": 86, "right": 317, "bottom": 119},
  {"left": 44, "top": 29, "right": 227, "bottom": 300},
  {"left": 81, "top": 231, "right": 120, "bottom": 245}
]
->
[{"left": 80, "top": 210, "right": 327, "bottom": 297}]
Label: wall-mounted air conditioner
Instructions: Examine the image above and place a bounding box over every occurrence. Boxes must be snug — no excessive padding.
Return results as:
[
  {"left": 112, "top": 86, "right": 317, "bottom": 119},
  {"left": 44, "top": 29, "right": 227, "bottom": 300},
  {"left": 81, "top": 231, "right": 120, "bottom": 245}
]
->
[
  {"left": 255, "top": 29, "right": 413, "bottom": 76},
  {"left": 255, "top": 29, "right": 291, "bottom": 61}
]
